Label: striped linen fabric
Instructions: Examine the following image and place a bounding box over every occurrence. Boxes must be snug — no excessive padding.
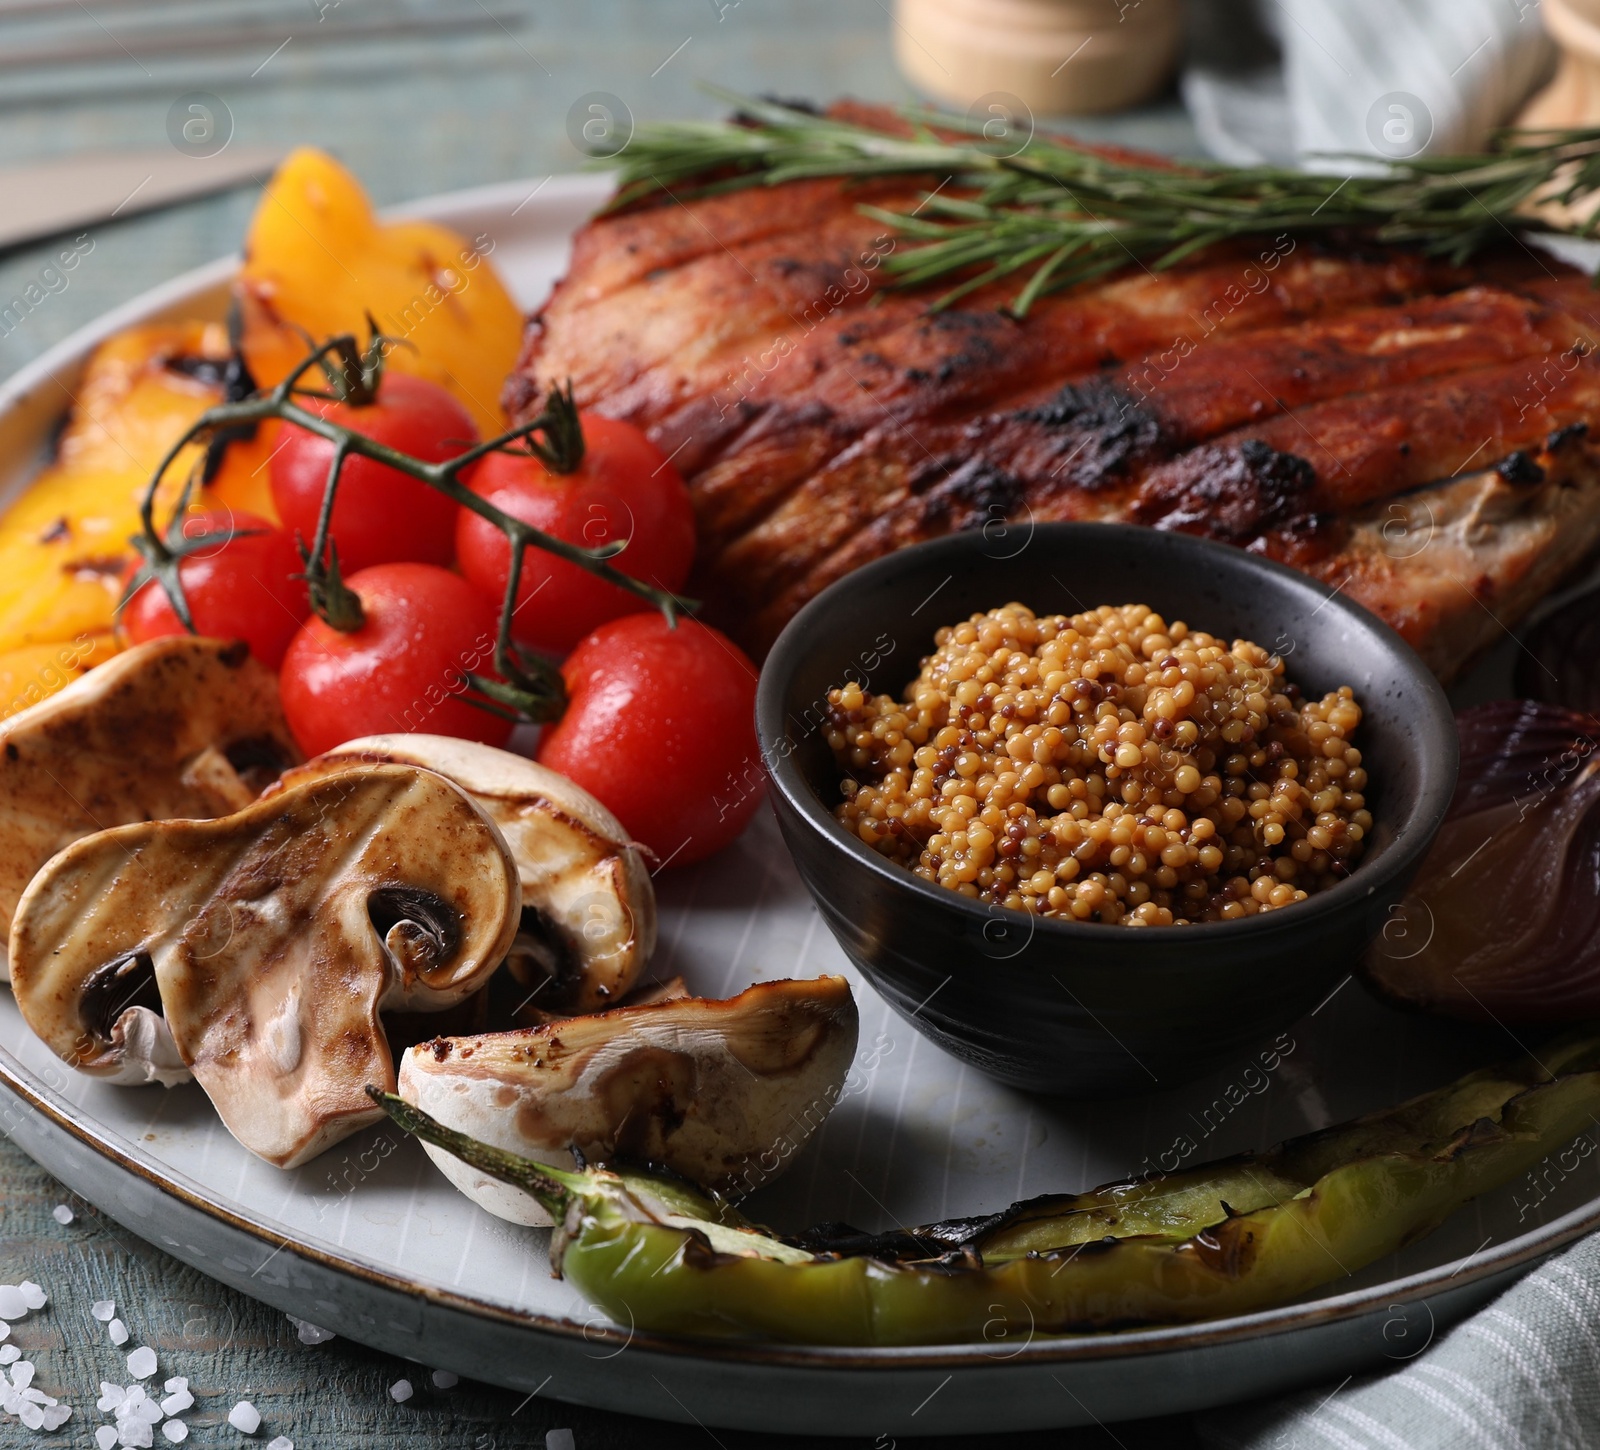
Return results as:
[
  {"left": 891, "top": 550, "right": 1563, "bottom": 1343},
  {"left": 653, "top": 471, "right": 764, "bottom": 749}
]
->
[
  {"left": 1183, "top": 0, "right": 1557, "bottom": 167},
  {"left": 1196, "top": 1232, "right": 1600, "bottom": 1450}
]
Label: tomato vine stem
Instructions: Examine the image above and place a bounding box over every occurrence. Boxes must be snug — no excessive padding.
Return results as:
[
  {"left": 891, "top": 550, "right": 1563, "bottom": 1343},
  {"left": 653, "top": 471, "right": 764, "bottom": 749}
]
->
[{"left": 128, "top": 330, "right": 695, "bottom": 724}]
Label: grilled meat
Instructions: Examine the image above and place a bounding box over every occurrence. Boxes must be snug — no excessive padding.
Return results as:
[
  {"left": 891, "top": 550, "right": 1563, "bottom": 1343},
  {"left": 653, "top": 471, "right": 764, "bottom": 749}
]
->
[{"left": 508, "top": 126, "right": 1600, "bottom": 675}]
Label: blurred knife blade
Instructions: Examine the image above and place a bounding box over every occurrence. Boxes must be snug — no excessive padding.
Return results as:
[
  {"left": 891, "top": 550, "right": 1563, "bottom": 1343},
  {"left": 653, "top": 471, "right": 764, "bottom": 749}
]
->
[{"left": 0, "top": 145, "right": 283, "bottom": 251}]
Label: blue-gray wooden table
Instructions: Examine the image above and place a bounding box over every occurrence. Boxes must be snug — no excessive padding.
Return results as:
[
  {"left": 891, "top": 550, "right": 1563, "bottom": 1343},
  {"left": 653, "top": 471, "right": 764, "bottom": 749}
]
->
[{"left": 0, "top": 4, "right": 1203, "bottom": 1444}]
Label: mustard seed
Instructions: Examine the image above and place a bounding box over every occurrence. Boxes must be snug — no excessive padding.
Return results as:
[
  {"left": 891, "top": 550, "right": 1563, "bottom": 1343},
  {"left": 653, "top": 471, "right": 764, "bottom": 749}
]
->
[{"left": 829, "top": 603, "right": 1368, "bottom": 925}]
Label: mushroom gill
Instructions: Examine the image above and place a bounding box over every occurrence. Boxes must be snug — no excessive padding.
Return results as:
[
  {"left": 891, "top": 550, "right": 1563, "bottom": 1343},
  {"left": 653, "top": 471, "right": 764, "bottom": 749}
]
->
[
  {"left": 72, "top": 950, "right": 188, "bottom": 1087},
  {"left": 275, "top": 734, "right": 655, "bottom": 1013}
]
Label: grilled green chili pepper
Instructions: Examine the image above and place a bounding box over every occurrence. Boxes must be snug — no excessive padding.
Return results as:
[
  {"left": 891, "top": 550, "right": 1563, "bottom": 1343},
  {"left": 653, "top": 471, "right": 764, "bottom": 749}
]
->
[{"left": 368, "top": 1028, "right": 1600, "bottom": 1346}]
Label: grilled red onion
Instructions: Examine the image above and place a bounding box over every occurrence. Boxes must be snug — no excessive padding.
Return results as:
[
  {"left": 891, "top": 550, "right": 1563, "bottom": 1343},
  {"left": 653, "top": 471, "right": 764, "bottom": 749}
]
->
[
  {"left": 1363, "top": 699, "right": 1600, "bottom": 1023},
  {"left": 1515, "top": 587, "right": 1600, "bottom": 715}
]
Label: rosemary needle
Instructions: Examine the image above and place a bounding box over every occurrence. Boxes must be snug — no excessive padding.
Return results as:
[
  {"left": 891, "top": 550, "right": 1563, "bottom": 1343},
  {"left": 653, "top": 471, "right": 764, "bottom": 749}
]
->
[{"left": 599, "top": 89, "right": 1600, "bottom": 315}]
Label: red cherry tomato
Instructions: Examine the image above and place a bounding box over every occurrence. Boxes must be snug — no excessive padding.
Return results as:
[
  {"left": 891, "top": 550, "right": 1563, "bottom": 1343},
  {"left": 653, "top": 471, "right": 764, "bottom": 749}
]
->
[
  {"left": 456, "top": 415, "right": 696, "bottom": 656},
  {"left": 271, "top": 372, "right": 478, "bottom": 574},
  {"left": 121, "top": 509, "right": 309, "bottom": 669},
  {"left": 279, "top": 562, "right": 510, "bottom": 757},
  {"left": 537, "top": 613, "right": 762, "bottom": 866}
]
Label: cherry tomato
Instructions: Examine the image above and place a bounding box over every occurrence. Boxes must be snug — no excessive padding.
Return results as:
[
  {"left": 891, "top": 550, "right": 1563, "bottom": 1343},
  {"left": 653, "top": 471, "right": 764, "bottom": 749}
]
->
[
  {"left": 121, "top": 509, "right": 309, "bottom": 668},
  {"left": 271, "top": 372, "right": 478, "bottom": 574},
  {"left": 279, "top": 562, "right": 510, "bottom": 757},
  {"left": 536, "top": 613, "right": 761, "bottom": 866},
  {"left": 456, "top": 415, "right": 696, "bottom": 656}
]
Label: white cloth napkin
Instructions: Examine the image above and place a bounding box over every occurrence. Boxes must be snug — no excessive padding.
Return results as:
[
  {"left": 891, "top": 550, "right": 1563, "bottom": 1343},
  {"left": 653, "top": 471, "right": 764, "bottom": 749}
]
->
[
  {"left": 1196, "top": 1231, "right": 1600, "bottom": 1450},
  {"left": 1184, "top": 0, "right": 1557, "bottom": 167}
]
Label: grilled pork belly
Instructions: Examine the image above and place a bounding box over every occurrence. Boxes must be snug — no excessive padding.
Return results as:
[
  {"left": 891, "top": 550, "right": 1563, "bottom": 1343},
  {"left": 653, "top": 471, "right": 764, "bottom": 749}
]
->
[{"left": 508, "top": 127, "right": 1600, "bottom": 676}]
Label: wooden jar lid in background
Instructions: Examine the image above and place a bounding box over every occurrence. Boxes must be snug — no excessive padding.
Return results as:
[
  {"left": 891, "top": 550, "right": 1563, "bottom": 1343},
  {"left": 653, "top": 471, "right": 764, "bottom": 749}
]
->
[{"left": 893, "top": 0, "right": 1182, "bottom": 116}]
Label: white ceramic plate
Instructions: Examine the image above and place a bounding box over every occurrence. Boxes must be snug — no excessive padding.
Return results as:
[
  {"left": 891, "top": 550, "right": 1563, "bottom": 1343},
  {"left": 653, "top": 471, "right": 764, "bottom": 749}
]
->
[{"left": 0, "top": 177, "right": 1596, "bottom": 1438}]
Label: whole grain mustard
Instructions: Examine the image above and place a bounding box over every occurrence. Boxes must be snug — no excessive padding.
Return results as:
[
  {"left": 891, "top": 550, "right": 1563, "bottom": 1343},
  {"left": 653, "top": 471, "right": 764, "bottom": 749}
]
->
[{"left": 827, "top": 604, "right": 1369, "bottom": 926}]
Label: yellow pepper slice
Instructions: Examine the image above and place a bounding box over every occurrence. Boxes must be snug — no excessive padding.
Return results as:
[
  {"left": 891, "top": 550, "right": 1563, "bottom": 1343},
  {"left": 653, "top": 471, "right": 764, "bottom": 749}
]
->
[
  {"left": 237, "top": 147, "right": 525, "bottom": 437},
  {"left": 0, "top": 323, "right": 236, "bottom": 656},
  {"left": 0, "top": 634, "right": 117, "bottom": 721},
  {"left": 0, "top": 146, "right": 525, "bottom": 661}
]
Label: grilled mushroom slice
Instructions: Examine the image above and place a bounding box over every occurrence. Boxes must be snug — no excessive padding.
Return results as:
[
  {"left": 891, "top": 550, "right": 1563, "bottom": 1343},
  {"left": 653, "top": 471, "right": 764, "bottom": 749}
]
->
[
  {"left": 276, "top": 734, "right": 654, "bottom": 1013},
  {"left": 10, "top": 765, "right": 519, "bottom": 1167},
  {"left": 398, "top": 976, "right": 859, "bottom": 1226},
  {"left": 0, "top": 635, "right": 299, "bottom": 981}
]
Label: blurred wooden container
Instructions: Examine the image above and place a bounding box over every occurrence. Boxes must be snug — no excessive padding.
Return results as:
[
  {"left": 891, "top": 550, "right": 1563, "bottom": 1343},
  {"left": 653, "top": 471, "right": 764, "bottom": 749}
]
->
[
  {"left": 893, "top": 0, "right": 1182, "bottom": 115},
  {"left": 1518, "top": 0, "right": 1600, "bottom": 129}
]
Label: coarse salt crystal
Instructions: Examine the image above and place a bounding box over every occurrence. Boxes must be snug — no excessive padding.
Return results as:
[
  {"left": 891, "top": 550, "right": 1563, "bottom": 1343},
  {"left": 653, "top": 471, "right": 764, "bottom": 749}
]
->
[
  {"left": 40, "top": 1403, "right": 71, "bottom": 1430},
  {"left": 159, "top": 1387, "right": 193, "bottom": 1415},
  {"left": 119, "top": 1389, "right": 154, "bottom": 1422},
  {"left": 227, "top": 1400, "right": 260, "bottom": 1434},
  {"left": 0, "top": 1345, "right": 18, "bottom": 1366},
  {"left": 161, "top": 1420, "right": 188, "bottom": 1443},
  {"left": 430, "top": 1369, "right": 458, "bottom": 1389},
  {"left": 287, "top": 1315, "right": 335, "bottom": 1345},
  {"left": 11, "top": 1359, "right": 33, "bottom": 1388},
  {"left": 18, "top": 1282, "right": 45, "bottom": 1310},
  {"left": 17, "top": 1399, "right": 43, "bottom": 1429},
  {"left": 92, "top": 1300, "right": 116, "bottom": 1323},
  {"left": 265, "top": 1438, "right": 293, "bottom": 1450},
  {"left": 0, "top": 1285, "right": 27, "bottom": 1319},
  {"left": 51, "top": 1204, "right": 73, "bottom": 1225},
  {"left": 0, "top": 1320, "right": 8, "bottom": 1341},
  {"left": 97, "top": 1425, "right": 119, "bottom": 1450},
  {"left": 21, "top": 1386, "right": 50, "bottom": 1403},
  {"left": 126, "top": 1346, "right": 158, "bottom": 1380},
  {"left": 389, "top": 1378, "right": 413, "bottom": 1403},
  {"left": 98, "top": 1381, "right": 125, "bottom": 1412},
  {"left": 117, "top": 1418, "right": 154, "bottom": 1449},
  {"left": 161, "top": 1377, "right": 186, "bottom": 1395},
  {"left": 546, "top": 1431, "right": 576, "bottom": 1450},
  {"left": 108, "top": 1318, "right": 130, "bottom": 1346}
]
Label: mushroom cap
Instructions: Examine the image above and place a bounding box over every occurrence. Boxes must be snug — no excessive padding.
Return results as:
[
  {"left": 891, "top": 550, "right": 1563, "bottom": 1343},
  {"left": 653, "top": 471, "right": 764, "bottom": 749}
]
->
[
  {"left": 11, "top": 765, "right": 520, "bottom": 1168},
  {"left": 276, "top": 734, "right": 655, "bottom": 1013},
  {"left": 398, "top": 975, "right": 859, "bottom": 1226},
  {"left": 0, "top": 635, "right": 299, "bottom": 981}
]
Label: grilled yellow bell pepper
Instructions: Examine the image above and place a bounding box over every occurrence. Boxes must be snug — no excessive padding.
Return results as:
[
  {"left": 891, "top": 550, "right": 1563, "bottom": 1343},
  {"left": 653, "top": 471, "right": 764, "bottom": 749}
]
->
[
  {"left": 237, "top": 147, "right": 524, "bottom": 437},
  {"left": 0, "top": 635, "right": 118, "bottom": 720},
  {"left": 0, "top": 322, "right": 273, "bottom": 657},
  {"left": 0, "top": 146, "right": 524, "bottom": 660}
]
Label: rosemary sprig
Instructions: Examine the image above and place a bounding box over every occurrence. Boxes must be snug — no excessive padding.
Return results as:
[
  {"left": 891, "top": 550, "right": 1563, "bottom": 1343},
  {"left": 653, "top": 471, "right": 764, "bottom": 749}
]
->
[{"left": 601, "top": 90, "right": 1600, "bottom": 315}]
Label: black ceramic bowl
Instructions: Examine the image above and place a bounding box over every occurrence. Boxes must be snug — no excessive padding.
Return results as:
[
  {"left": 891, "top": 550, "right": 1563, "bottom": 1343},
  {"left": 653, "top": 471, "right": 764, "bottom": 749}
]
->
[{"left": 756, "top": 524, "right": 1458, "bottom": 1097}]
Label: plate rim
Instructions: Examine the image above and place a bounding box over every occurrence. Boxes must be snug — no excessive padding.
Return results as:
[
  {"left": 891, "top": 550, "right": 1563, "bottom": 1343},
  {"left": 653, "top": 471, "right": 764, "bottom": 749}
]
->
[
  {"left": 0, "top": 172, "right": 1595, "bottom": 1374},
  {"left": 8, "top": 1018, "right": 1599, "bottom": 1371}
]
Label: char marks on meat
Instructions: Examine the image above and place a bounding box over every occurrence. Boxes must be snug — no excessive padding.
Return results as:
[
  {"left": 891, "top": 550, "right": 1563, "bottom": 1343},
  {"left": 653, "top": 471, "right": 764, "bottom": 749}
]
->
[
  {"left": 509, "top": 106, "right": 1600, "bottom": 676},
  {"left": 1133, "top": 439, "right": 1319, "bottom": 541},
  {"left": 1015, "top": 378, "right": 1169, "bottom": 491}
]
